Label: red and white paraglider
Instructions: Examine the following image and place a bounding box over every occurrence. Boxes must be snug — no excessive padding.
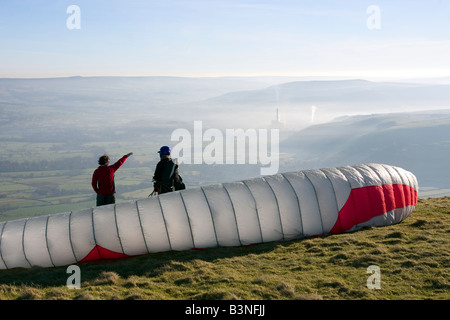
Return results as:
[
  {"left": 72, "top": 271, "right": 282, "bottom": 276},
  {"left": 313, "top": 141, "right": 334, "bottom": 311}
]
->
[{"left": 0, "top": 163, "right": 418, "bottom": 269}]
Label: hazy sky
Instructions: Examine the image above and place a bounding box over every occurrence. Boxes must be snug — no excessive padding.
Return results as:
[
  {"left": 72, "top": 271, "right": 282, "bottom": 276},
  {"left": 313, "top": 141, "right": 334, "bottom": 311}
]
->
[{"left": 1, "top": 0, "right": 449, "bottom": 79}]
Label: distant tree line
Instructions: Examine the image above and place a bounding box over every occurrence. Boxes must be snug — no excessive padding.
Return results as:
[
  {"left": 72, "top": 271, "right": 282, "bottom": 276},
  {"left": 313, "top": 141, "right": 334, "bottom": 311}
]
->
[{"left": 0, "top": 157, "right": 95, "bottom": 172}]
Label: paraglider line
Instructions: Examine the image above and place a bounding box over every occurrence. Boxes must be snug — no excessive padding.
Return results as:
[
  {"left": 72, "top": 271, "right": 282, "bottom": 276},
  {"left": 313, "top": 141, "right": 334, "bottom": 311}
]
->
[
  {"left": 368, "top": 164, "right": 393, "bottom": 223},
  {"left": 400, "top": 166, "right": 416, "bottom": 206},
  {"left": 200, "top": 187, "right": 220, "bottom": 247},
  {"left": 45, "top": 215, "right": 56, "bottom": 267},
  {"left": 113, "top": 205, "right": 125, "bottom": 255},
  {"left": 0, "top": 221, "right": 8, "bottom": 269},
  {"left": 242, "top": 180, "right": 264, "bottom": 243},
  {"left": 379, "top": 164, "right": 402, "bottom": 222},
  {"left": 357, "top": 165, "right": 377, "bottom": 227},
  {"left": 22, "top": 219, "right": 32, "bottom": 268},
  {"left": 320, "top": 169, "right": 342, "bottom": 234},
  {"left": 179, "top": 192, "right": 196, "bottom": 249},
  {"left": 391, "top": 165, "right": 413, "bottom": 221},
  {"left": 335, "top": 167, "right": 359, "bottom": 233},
  {"left": 222, "top": 184, "right": 242, "bottom": 246},
  {"left": 388, "top": 165, "right": 407, "bottom": 220},
  {"left": 135, "top": 201, "right": 150, "bottom": 254},
  {"left": 281, "top": 173, "right": 305, "bottom": 237},
  {"left": 157, "top": 197, "right": 173, "bottom": 251},
  {"left": 91, "top": 207, "right": 101, "bottom": 258},
  {"left": 68, "top": 211, "right": 78, "bottom": 263},
  {"left": 261, "top": 177, "right": 285, "bottom": 241},
  {"left": 303, "top": 172, "right": 325, "bottom": 235}
]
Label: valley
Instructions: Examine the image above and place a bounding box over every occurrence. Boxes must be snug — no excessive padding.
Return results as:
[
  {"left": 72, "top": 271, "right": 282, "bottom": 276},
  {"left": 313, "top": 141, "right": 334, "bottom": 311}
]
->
[{"left": 1, "top": 76, "right": 449, "bottom": 222}]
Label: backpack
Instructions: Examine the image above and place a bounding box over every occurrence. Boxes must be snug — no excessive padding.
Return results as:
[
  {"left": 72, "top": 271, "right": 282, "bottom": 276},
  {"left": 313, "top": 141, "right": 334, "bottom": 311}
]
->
[
  {"left": 169, "top": 159, "right": 186, "bottom": 191},
  {"left": 174, "top": 173, "right": 186, "bottom": 191},
  {"left": 160, "top": 158, "right": 185, "bottom": 193}
]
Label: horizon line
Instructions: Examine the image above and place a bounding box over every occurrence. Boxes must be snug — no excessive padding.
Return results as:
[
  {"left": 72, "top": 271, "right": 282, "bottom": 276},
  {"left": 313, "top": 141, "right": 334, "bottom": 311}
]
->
[{"left": 1, "top": 73, "right": 449, "bottom": 82}]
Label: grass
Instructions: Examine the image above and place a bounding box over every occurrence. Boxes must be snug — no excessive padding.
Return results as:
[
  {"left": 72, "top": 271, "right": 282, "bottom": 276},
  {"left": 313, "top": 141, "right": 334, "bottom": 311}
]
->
[{"left": 0, "top": 196, "right": 448, "bottom": 300}]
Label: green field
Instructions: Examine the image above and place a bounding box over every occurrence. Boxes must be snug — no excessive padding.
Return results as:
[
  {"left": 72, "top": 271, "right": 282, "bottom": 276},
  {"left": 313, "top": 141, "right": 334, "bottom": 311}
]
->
[
  {"left": 0, "top": 166, "right": 155, "bottom": 221},
  {"left": 0, "top": 196, "right": 448, "bottom": 300},
  {"left": 0, "top": 138, "right": 165, "bottom": 221}
]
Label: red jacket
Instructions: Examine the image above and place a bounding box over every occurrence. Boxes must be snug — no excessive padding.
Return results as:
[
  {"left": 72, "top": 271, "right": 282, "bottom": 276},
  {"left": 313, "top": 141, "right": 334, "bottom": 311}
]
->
[{"left": 91, "top": 155, "right": 129, "bottom": 195}]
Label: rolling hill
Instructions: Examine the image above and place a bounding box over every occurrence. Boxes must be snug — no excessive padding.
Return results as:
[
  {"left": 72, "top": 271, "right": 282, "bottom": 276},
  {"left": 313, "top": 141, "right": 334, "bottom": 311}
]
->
[
  {"left": 3, "top": 76, "right": 450, "bottom": 130},
  {"left": 280, "top": 110, "right": 450, "bottom": 197},
  {"left": 167, "top": 78, "right": 450, "bottom": 128}
]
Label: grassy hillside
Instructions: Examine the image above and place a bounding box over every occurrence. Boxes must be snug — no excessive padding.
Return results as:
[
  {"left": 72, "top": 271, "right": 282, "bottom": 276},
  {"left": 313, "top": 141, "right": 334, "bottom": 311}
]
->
[{"left": 0, "top": 197, "right": 448, "bottom": 300}]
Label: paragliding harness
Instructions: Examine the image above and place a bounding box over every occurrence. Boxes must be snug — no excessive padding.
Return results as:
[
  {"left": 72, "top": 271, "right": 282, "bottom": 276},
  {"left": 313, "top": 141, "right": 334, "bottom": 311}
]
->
[{"left": 149, "top": 158, "right": 185, "bottom": 196}]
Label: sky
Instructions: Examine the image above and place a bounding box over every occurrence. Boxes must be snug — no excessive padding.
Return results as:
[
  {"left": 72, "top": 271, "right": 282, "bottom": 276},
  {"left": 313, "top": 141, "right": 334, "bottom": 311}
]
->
[{"left": 1, "top": 0, "right": 450, "bottom": 79}]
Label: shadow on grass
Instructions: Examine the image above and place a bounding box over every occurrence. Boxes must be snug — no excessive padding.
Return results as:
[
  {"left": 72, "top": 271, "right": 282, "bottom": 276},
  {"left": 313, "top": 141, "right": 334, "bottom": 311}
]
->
[{"left": 0, "top": 240, "right": 291, "bottom": 288}]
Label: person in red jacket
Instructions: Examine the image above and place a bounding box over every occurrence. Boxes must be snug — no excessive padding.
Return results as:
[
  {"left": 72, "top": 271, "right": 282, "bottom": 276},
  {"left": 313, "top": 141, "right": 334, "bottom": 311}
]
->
[{"left": 91, "top": 152, "right": 133, "bottom": 206}]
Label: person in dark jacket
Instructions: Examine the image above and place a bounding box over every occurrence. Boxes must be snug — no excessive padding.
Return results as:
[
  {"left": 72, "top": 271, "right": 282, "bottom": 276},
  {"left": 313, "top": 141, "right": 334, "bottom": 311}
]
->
[
  {"left": 152, "top": 146, "right": 184, "bottom": 194},
  {"left": 92, "top": 152, "right": 133, "bottom": 206}
]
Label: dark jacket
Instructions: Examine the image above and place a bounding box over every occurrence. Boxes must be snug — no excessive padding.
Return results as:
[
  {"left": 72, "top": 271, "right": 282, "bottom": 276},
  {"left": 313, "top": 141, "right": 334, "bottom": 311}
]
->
[{"left": 153, "top": 157, "right": 181, "bottom": 194}]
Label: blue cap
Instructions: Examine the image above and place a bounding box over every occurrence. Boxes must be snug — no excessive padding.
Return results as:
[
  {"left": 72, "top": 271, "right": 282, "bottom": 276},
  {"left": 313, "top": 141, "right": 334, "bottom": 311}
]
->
[{"left": 158, "top": 146, "right": 171, "bottom": 155}]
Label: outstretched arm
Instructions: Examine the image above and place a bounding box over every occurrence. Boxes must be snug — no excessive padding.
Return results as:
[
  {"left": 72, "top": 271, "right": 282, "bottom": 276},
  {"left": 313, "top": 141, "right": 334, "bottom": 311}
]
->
[{"left": 110, "top": 152, "right": 133, "bottom": 171}]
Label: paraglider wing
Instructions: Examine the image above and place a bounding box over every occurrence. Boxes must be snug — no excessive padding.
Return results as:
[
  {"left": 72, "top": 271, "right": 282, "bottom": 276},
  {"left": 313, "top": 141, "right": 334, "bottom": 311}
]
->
[{"left": 0, "top": 163, "right": 418, "bottom": 269}]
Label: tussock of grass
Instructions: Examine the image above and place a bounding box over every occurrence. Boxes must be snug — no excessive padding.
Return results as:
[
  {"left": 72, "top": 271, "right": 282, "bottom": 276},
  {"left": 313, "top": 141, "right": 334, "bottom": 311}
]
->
[{"left": 0, "top": 197, "right": 449, "bottom": 300}]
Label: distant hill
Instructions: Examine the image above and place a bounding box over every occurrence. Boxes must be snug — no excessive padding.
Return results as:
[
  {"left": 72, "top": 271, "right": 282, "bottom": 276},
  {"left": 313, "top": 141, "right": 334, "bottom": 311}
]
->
[
  {"left": 175, "top": 79, "right": 450, "bottom": 128},
  {"left": 399, "top": 76, "right": 450, "bottom": 85},
  {"left": 205, "top": 79, "right": 450, "bottom": 105},
  {"left": 2, "top": 76, "right": 450, "bottom": 129},
  {"left": 0, "top": 76, "right": 289, "bottom": 106},
  {"left": 1, "top": 76, "right": 449, "bottom": 197},
  {"left": 280, "top": 111, "right": 450, "bottom": 197}
]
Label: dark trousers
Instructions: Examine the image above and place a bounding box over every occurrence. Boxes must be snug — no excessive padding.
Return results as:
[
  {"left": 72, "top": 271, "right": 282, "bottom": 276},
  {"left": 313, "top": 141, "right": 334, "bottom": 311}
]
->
[{"left": 96, "top": 194, "right": 115, "bottom": 206}]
